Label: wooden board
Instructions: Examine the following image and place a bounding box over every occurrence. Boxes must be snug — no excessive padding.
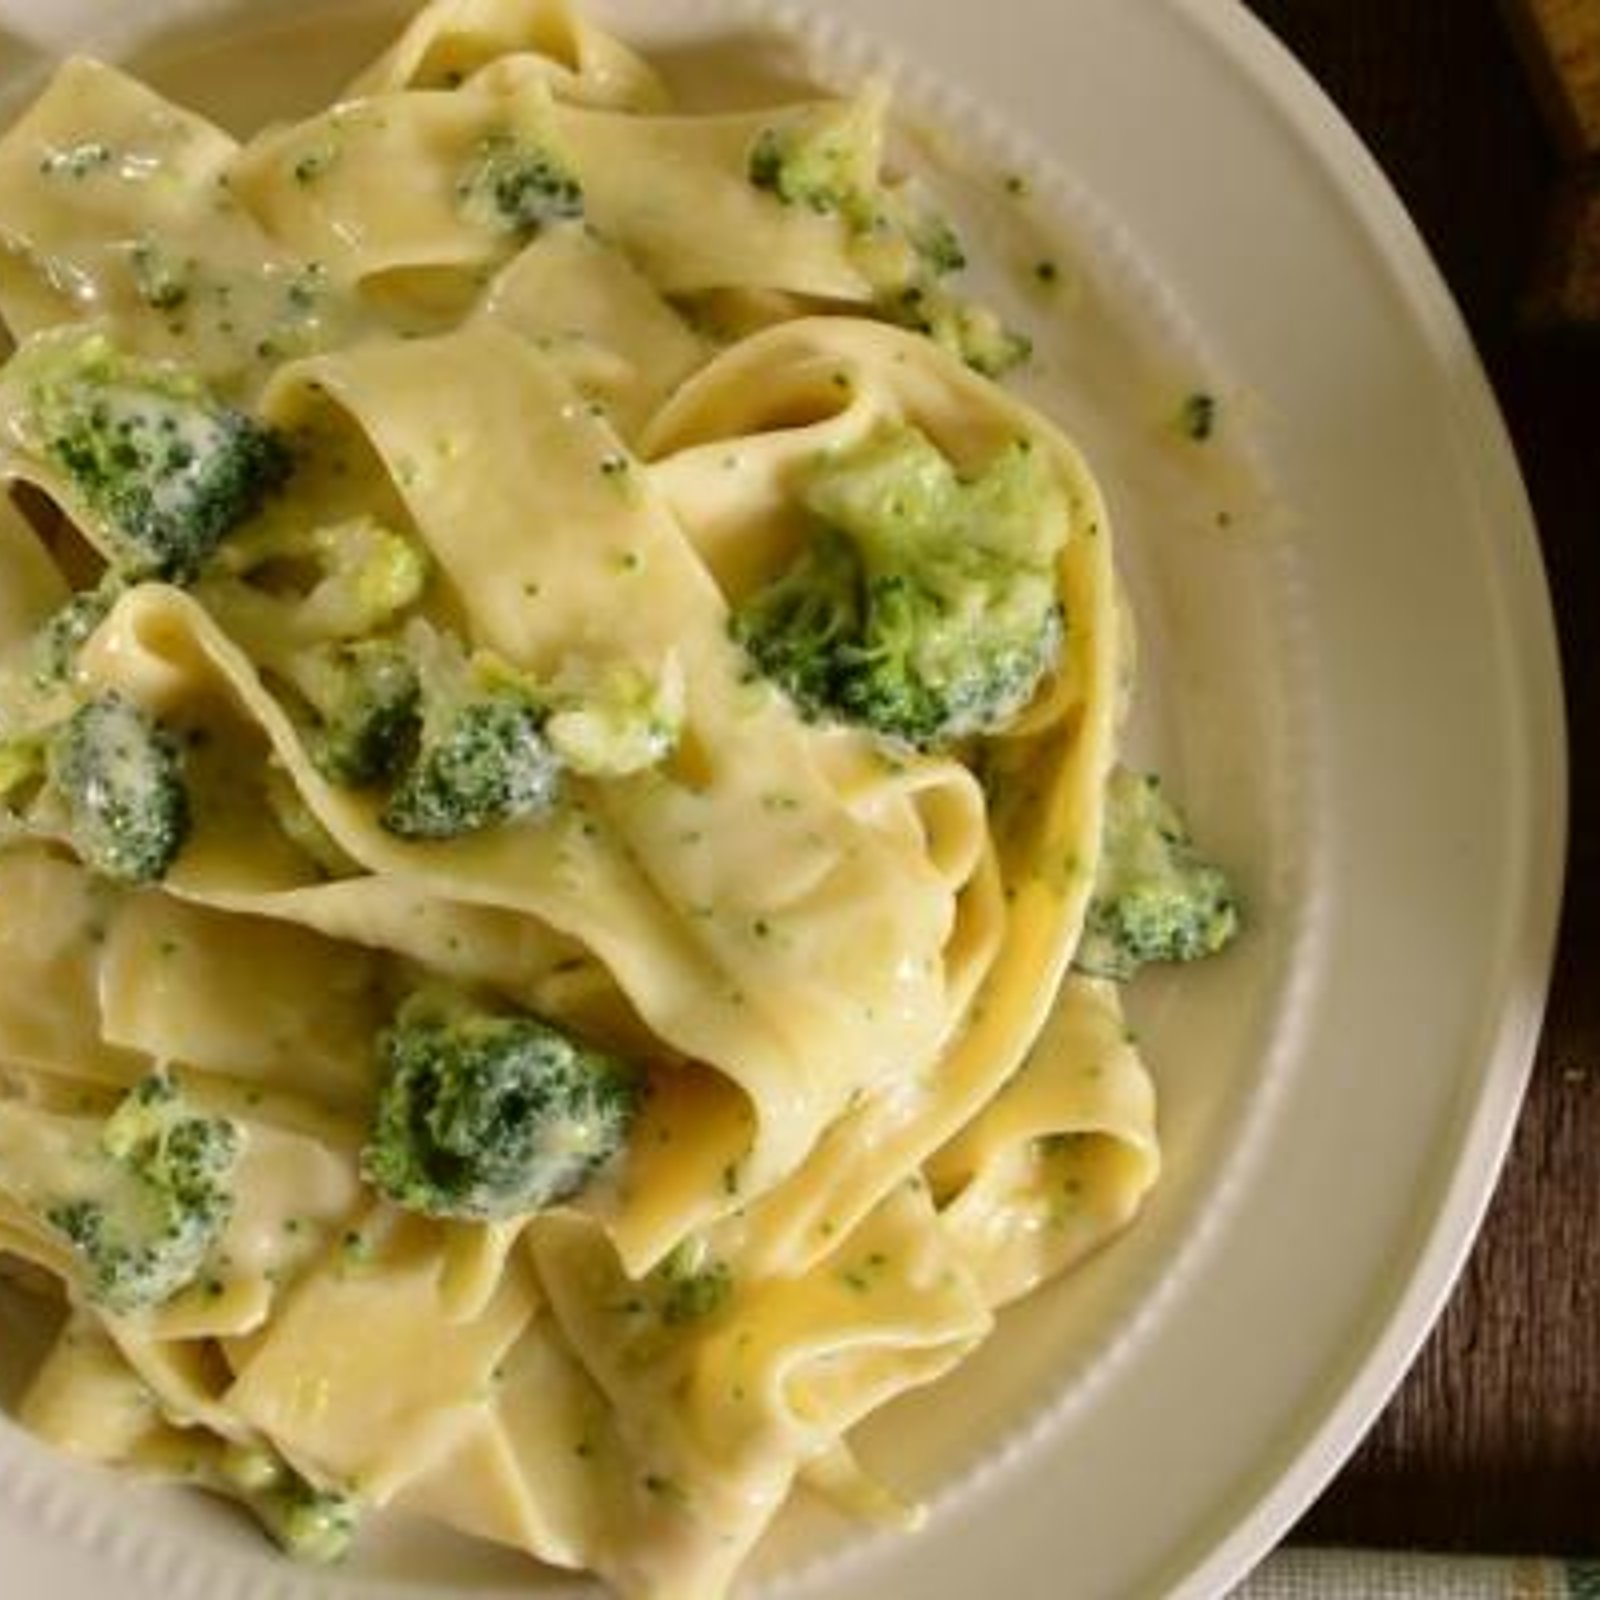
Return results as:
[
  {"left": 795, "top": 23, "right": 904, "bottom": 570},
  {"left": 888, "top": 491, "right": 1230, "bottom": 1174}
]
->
[
  {"left": 1529, "top": 168, "right": 1600, "bottom": 327},
  {"left": 1501, "top": 0, "right": 1600, "bottom": 155},
  {"left": 1245, "top": 0, "right": 1600, "bottom": 1558}
]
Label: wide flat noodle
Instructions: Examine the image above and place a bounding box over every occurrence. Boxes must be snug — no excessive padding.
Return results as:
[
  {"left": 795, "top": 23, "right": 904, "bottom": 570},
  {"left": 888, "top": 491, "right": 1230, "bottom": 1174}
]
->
[
  {"left": 928, "top": 976, "right": 1160, "bottom": 1307},
  {"left": 64, "top": 584, "right": 767, "bottom": 1266},
  {"left": 72, "top": 581, "right": 942, "bottom": 1269},
  {"left": 225, "top": 1207, "right": 538, "bottom": 1502},
  {"left": 523, "top": 1180, "right": 989, "bottom": 1600},
  {"left": 480, "top": 227, "right": 708, "bottom": 442},
  {"left": 643, "top": 318, "right": 1121, "bottom": 1276},
  {"left": 20, "top": 1312, "right": 175, "bottom": 1464},
  {"left": 347, "top": 0, "right": 669, "bottom": 108},
  {"left": 228, "top": 82, "right": 875, "bottom": 299},
  {"left": 98, "top": 893, "right": 385, "bottom": 1114},
  {"left": 0, "top": 60, "right": 349, "bottom": 389},
  {"left": 0, "top": 493, "right": 69, "bottom": 660},
  {"left": 0, "top": 1062, "right": 364, "bottom": 1344},
  {"left": 0, "top": 1188, "right": 78, "bottom": 1280},
  {"left": 0, "top": 851, "right": 142, "bottom": 1088},
  {"left": 164, "top": 876, "right": 604, "bottom": 1008},
  {"left": 0, "top": 5, "right": 1183, "bottom": 1594},
  {"left": 395, "top": 1304, "right": 619, "bottom": 1569},
  {"left": 124, "top": 323, "right": 959, "bottom": 1217}
]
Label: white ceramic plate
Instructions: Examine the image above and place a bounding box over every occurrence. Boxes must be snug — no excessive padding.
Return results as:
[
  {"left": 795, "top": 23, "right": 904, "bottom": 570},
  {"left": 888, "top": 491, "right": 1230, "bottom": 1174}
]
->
[{"left": 0, "top": 2, "right": 1566, "bottom": 1598}]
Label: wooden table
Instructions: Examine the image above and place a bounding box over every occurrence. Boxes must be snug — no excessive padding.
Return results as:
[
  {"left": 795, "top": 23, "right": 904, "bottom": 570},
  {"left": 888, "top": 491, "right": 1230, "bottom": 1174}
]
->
[{"left": 1240, "top": 0, "right": 1600, "bottom": 1557}]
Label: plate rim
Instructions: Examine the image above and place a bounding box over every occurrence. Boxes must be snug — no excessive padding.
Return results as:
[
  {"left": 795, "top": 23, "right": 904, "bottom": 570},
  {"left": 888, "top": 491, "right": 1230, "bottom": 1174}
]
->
[
  {"left": 753, "top": 2, "right": 1567, "bottom": 1595},
  {"left": 1152, "top": 1, "right": 1567, "bottom": 1588},
  {"left": 0, "top": 1, "right": 1569, "bottom": 1597}
]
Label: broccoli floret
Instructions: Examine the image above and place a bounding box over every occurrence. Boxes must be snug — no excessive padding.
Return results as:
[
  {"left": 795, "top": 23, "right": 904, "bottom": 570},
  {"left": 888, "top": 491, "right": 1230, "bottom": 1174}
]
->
[
  {"left": 382, "top": 692, "right": 555, "bottom": 839},
  {"left": 748, "top": 111, "right": 879, "bottom": 220},
  {"left": 456, "top": 130, "right": 584, "bottom": 237},
  {"left": 1074, "top": 768, "right": 1241, "bottom": 982},
  {"left": 44, "top": 1070, "right": 241, "bottom": 1314},
  {"left": 1180, "top": 391, "right": 1218, "bottom": 443},
  {"left": 362, "top": 989, "right": 643, "bottom": 1220},
  {"left": 202, "top": 517, "right": 431, "bottom": 786},
  {"left": 9, "top": 332, "right": 291, "bottom": 582},
  {"left": 127, "top": 239, "right": 193, "bottom": 312},
  {"left": 748, "top": 105, "right": 974, "bottom": 281},
  {"left": 217, "top": 515, "right": 430, "bottom": 642},
  {"left": 287, "top": 638, "right": 421, "bottom": 787},
  {"left": 30, "top": 574, "right": 123, "bottom": 687},
  {"left": 655, "top": 1245, "right": 733, "bottom": 1327},
  {"left": 543, "top": 656, "right": 684, "bottom": 779},
  {"left": 846, "top": 189, "right": 970, "bottom": 293},
  {"left": 881, "top": 284, "right": 1032, "bottom": 378},
  {"left": 218, "top": 1445, "right": 360, "bottom": 1565},
  {"left": 734, "top": 426, "right": 1067, "bottom": 747},
  {"left": 745, "top": 104, "right": 1034, "bottom": 376},
  {"left": 257, "top": 1478, "right": 360, "bottom": 1565},
  {"left": 733, "top": 526, "right": 863, "bottom": 714},
  {"left": 904, "top": 209, "right": 967, "bottom": 278},
  {"left": 380, "top": 634, "right": 559, "bottom": 840},
  {"left": 48, "top": 691, "right": 190, "bottom": 884}
]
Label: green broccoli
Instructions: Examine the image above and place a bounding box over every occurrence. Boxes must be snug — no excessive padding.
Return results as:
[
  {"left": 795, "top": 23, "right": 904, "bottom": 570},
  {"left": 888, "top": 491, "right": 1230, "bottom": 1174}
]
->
[
  {"left": 30, "top": 574, "right": 123, "bottom": 687},
  {"left": 456, "top": 129, "right": 584, "bottom": 237},
  {"left": 127, "top": 238, "right": 193, "bottom": 313},
  {"left": 748, "top": 111, "right": 878, "bottom": 221},
  {"left": 1179, "top": 391, "right": 1218, "bottom": 443},
  {"left": 48, "top": 691, "right": 191, "bottom": 884},
  {"left": 362, "top": 989, "right": 643, "bottom": 1220},
  {"left": 218, "top": 1445, "right": 360, "bottom": 1565},
  {"left": 655, "top": 1245, "right": 733, "bottom": 1327},
  {"left": 543, "top": 656, "right": 684, "bottom": 778},
  {"left": 904, "top": 209, "right": 967, "bottom": 278},
  {"left": 285, "top": 638, "right": 421, "bottom": 788},
  {"left": 215, "top": 515, "right": 430, "bottom": 642},
  {"left": 256, "top": 1477, "right": 360, "bottom": 1565},
  {"left": 1074, "top": 768, "right": 1241, "bottom": 982},
  {"left": 8, "top": 332, "right": 291, "bottom": 583},
  {"left": 881, "top": 284, "right": 1032, "bottom": 378},
  {"left": 843, "top": 187, "right": 971, "bottom": 294},
  {"left": 380, "top": 636, "right": 559, "bottom": 840},
  {"left": 202, "top": 515, "right": 430, "bottom": 788},
  {"left": 745, "top": 102, "right": 1035, "bottom": 375},
  {"left": 733, "top": 425, "right": 1067, "bottom": 747},
  {"left": 382, "top": 692, "right": 554, "bottom": 838},
  {"left": 732, "top": 526, "right": 863, "bottom": 716},
  {"left": 748, "top": 109, "right": 971, "bottom": 280},
  {"left": 44, "top": 1070, "right": 241, "bottom": 1314}
]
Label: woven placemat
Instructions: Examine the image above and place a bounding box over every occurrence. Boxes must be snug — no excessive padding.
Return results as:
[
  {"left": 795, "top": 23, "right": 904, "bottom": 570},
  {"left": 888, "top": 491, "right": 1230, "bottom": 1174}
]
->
[{"left": 1235, "top": 1550, "right": 1600, "bottom": 1599}]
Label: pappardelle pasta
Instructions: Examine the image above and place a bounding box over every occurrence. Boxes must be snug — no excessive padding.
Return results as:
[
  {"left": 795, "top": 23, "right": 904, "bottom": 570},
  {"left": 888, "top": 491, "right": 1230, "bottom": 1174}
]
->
[{"left": 0, "top": 3, "right": 1240, "bottom": 1595}]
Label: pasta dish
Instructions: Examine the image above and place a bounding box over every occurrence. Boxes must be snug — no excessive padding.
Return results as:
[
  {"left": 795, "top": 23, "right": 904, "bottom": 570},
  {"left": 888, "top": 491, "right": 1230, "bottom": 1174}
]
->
[{"left": 0, "top": 2, "right": 1240, "bottom": 1594}]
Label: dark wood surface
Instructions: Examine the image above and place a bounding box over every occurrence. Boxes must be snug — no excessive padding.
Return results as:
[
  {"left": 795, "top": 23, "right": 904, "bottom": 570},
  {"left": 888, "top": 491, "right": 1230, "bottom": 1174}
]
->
[{"left": 1240, "top": 0, "right": 1600, "bottom": 1558}]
